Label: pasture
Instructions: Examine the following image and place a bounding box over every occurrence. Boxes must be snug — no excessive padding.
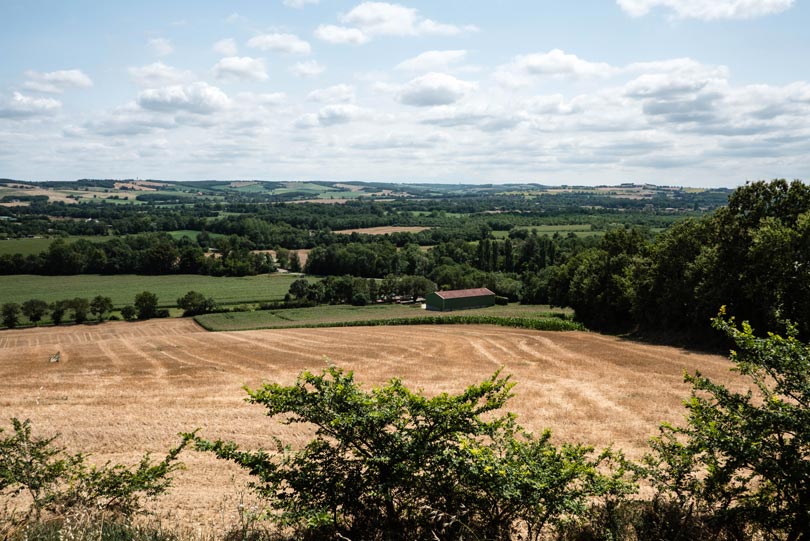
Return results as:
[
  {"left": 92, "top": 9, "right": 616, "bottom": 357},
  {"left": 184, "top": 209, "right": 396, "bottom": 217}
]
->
[
  {"left": 0, "top": 236, "right": 109, "bottom": 256},
  {"left": 490, "top": 224, "right": 598, "bottom": 238},
  {"left": 196, "top": 303, "right": 572, "bottom": 331},
  {"left": 0, "top": 273, "right": 301, "bottom": 307},
  {"left": 0, "top": 319, "right": 740, "bottom": 527}
]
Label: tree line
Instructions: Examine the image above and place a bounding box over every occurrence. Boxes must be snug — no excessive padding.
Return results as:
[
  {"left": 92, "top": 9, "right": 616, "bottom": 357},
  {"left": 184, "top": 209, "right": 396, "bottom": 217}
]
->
[
  {"left": 0, "top": 233, "right": 276, "bottom": 277},
  {"left": 0, "top": 290, "right": 220, "bottom": 328},
  {"left": 538, "top": 180, "right": 810, "bottom": 341}
]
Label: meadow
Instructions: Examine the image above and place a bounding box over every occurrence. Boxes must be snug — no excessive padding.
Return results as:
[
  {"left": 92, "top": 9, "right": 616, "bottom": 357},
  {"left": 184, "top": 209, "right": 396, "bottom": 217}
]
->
[
  {"left": 195, "top": 303, "right": 572, "bottom": 331},
  {"left": 0, "top": 230, "right": 228, "bottom": 256},
  {"left": 490, "top": 224, "right": 598, "bottom": 238},
  {"left": 0, "top": 236, "right": 109, "bottom": 256},
  {"left": 0, "top": 273, "right": 301, "bottom": 308}
]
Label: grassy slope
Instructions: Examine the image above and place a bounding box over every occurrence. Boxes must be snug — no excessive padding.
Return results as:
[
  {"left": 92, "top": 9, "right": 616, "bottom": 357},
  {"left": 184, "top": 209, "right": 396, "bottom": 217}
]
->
[
  {"left": 195, "top": 303, "right": 573, "bottom": 331},
  {"left": 0, "top": 273, "right": 302, "bottom": 307}
]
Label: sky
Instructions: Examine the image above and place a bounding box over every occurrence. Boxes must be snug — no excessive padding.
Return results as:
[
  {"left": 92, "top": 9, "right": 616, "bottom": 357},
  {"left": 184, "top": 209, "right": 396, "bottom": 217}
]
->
[{"left": 1, "top": 0, "right": 808, "bottom": 187}]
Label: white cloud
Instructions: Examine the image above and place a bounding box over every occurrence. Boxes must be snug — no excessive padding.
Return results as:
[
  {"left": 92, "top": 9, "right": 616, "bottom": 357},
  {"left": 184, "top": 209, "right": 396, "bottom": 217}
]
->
[
  {"left": 617, "top": 0, "right": 794, "bottom": 20},
  {"left": 350, "top": 131, "right": 450, "bottom": 150},
  {"left": 624, "top": 59, "right": 729, "bottom": 98},
  {"left": 493, "top": 49, "right": 619, "bottom": 88},
  {"left": 0, "top": 92, "right": 61, "bottom": 118},
  {"left": 212, "top": 57, "right": 269, "bottom": 81},
  {"left": 148, "top": 38, "right": 174, "bottom": 57},
  {"left": 418, "top": 20, "right": 478, "bottom": 35},
  {"left": 307, "top": 84, "right": 355, "bottom": 103},
  {"left": 247, "top": 33, "right": 311, "bottom": 55},
  {"left": 314, "top": 25, "right": 370, "bottom": 44},
  {"left": 294, "top": 113, "right": 320, "bottom": 129},
  {"left": 128, "top": 62, "right": 193, "bottom": 87},
  {"left": 315, "top": 2, "right": 474, "bottom": 44},
  {"left": 399, "top": 72, "right": 476, "bottom": 107},
  {"left": 137, "top": 82, "right": 230, "bottom": 114},
  {"left": 85, "top": 103, "right": 176, "bottom": 135},
  {"left": 422, "top": 106, "right": 524, "bottom": 132},
  {"left": 238, "top": 92, "right": 288, "bottom": 106},
  {"left": 284, "top": 0, "right": 319, "bottom": 7},
  {"left": 524, "top": 94, "right": 580, "bottom": 116},
  {"left": 212, "top": 38, "right": 238, "bottom": 56},
  {"left": 341, "top": 2, "right": 473, "bottom": 37},
  {"left": 396, "top": 50, "right": 467, "bottom": 72},
  {"left": 290, "top": 60, "right": 325, "bottom": 78},
  {"left": 341, "top": 2, "right": 420, "bottom": 36},
  {"left": 318, "top": 104, "right": 367, "bottom": 125},
  {"left": 503, "top": 49, "right": 616, "bottom": 84},
  {"left": 23, "top": 69, "right": 93, "bottom": 93}
]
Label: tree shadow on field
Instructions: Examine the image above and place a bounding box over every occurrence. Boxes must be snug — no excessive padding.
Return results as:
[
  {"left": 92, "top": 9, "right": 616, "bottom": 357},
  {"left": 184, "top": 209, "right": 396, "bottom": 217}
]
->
[{"left": 613, "top": 328, "right": 728, "bottom": 356}]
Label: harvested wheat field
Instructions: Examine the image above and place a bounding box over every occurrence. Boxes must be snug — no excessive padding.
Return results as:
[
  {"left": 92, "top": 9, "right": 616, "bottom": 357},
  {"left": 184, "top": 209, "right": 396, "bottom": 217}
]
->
[{"left": 0, "top": 319, "right": 741, "bottom": 526}]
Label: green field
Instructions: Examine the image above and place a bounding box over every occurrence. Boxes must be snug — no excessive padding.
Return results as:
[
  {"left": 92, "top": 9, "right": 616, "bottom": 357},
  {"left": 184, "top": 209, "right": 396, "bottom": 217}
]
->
[
  {"left": 195, "top": 303, "right": 572, "bottom": 331},
  {"left": 316, "top": 191, "right": 365, "bottom": 199},
  {"left": 0, "top": 236, "right": 110, "bottom": 256},
  {"left": 0, "top": 231, "right": 231, "bottom": 255},
  {"left": 0, "top": 273, "right": 303, "bottom": 307},
  {"left": 491, "top": 224, "right": 599, "bottom": 239},
  {"left": 269, "top": 182, "right": 336, "bottom": 196},
  {"left": 166, "top": 230, "right": 227, "bottom": 240}
]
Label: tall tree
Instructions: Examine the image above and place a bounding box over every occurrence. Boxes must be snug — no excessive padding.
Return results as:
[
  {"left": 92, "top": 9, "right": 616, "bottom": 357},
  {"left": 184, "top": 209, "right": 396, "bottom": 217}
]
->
[
  {"left": 1, "top": 303, "right": 21, "bottom": 328},
  {"left": 90, "top": 295, "right": 113, "bottom": 321},
  {"left": 21, "top": 299, "right": 49, "bottom": 325},
  {"left": 134, "top": 291, "right": 159, "bottom": 320}
]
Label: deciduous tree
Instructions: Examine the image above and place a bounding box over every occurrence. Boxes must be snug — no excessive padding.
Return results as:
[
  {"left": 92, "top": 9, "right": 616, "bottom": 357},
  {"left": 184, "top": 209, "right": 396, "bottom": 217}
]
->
[
  {"left": 21, "top": 299, "right": 48, "bottom": 325},
  {"left": 1, "top": 302, "right": 21, "bottom": 328}
]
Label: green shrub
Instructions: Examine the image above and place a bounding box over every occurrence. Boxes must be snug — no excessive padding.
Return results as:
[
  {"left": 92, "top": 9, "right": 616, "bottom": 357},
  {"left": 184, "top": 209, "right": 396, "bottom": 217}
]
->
[
  {"left": 120, "top": 305, "right": 136, "bottom": 321},
  {"left": 134, "top": 292, "right": 158, "bottom": 320},
  {"left": 1, "top": 302, "right": 21, "bottom": 328},
  {"left": 176, "top": 290, "right": 217, "bottom": 317},
  {"left": 187, "top": 368, "right": 629, "bottom": 541},
  {"left": 638, "top": 311, "right": 810, "bottom": 540},
  {"left": 0, "top": 418, "right": 186, "bottom": 527}
]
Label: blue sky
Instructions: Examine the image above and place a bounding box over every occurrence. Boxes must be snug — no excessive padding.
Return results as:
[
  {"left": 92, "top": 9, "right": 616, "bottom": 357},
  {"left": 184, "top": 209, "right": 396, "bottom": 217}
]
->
[{"left": 1, "top": 0, "right": 808, "bottom": 186}]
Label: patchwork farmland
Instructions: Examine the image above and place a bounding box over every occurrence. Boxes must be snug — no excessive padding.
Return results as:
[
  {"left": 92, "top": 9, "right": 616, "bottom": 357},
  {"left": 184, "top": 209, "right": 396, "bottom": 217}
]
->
[{"left": 0, "top": 318, "right": 740, "bottom": 527}]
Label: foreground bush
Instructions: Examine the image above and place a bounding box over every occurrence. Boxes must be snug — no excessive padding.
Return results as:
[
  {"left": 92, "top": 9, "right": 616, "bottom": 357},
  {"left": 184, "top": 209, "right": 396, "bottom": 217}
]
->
[
  {"left": 0, "top": 418, "right": 186, "bottom": 538},
  {"left": 188, "top": 368, "right": 630, "bottom": 541},
  {"left": 639, "top": 311, "right": 810, "bottom": 541}
]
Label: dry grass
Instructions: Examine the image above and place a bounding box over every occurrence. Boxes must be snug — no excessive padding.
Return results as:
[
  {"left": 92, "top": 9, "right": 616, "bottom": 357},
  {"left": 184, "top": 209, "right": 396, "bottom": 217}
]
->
[{"left": 0, "top": 319, "right": 742, "bottom": 527}]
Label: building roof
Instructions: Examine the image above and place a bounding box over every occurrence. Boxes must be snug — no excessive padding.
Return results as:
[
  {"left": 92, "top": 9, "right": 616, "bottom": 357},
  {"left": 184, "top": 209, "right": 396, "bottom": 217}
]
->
[{"left": 433, "top": 288, "right": 495, "bottom": 300}]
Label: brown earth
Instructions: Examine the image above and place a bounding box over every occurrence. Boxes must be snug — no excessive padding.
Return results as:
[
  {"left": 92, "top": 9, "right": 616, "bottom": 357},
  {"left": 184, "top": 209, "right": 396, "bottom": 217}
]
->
[
  {"left": 0, "top": 319, "right": 741, "bottom": 528},
  {"left": 113, "top": 182, "right": 157, "bottom": 191},
  {"left": 251, "top": 249, "right": 310, "bottom": 268},
  {"left": 0, "top": 184, "right": 79, "bottom": 204}
]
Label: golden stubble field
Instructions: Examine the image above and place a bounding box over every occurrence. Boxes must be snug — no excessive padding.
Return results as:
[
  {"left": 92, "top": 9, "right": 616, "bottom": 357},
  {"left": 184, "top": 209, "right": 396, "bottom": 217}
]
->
[{"left": 0, "top": 319, "right": 741, "bottom": 526}]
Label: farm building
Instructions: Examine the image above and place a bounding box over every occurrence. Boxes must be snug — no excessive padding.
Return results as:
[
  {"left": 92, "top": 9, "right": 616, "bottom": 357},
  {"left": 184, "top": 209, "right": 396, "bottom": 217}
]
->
[{"left": 425, "top": 288, "right": 496, "bottom": 311}]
